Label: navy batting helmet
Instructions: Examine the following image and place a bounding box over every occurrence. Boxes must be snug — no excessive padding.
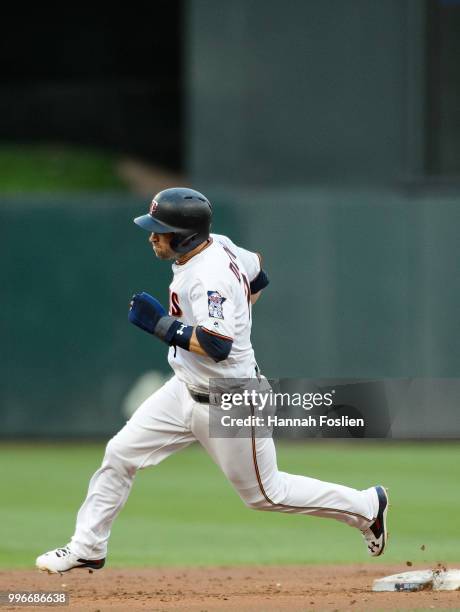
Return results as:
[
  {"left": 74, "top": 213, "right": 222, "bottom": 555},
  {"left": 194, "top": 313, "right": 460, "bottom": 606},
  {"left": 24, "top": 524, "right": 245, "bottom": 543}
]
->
[{"left": 134, "top": 187, "right": 212, "bottom": 254}]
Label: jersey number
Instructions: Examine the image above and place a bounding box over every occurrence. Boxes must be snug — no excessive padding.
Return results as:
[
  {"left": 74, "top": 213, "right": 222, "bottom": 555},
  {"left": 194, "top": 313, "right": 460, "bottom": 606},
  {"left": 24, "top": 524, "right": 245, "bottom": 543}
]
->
[
  {"left": 225, "top": 248, "right": 251, "bottom": 312},
  {"left": 169, "top": 291, "right": 182, "bottom": 316}
]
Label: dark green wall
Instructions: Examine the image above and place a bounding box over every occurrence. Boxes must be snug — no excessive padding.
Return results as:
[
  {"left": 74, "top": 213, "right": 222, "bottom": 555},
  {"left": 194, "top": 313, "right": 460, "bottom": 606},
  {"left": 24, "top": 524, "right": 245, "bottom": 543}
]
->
[
  {"left": 1, "top": 190, "right": 459, "bottom": 436},
  {"left": 0, "top": 195, "right": 236, "bottom": 436},
  {"left": 232, "top": 188, "right": 460, "bottom": 379},
  {"left": 1, "top": 196, "right": 164, "bottom": 436}
]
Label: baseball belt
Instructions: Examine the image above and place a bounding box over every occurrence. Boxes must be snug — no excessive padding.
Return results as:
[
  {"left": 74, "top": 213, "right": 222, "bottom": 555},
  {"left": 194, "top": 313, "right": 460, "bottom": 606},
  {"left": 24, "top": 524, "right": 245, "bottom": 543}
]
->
[
  {"left": 188, "top": 366, "right": 261, "bottom": 404},
  {"left": 188, "top": 390, "right": 211, "bottom": 404}
]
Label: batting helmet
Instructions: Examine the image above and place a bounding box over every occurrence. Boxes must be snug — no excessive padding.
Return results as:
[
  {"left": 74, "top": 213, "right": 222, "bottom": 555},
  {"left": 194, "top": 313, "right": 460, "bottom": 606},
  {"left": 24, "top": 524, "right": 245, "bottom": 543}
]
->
[{"left": 133, "top": 187, "right": 212, "bottom": 254}]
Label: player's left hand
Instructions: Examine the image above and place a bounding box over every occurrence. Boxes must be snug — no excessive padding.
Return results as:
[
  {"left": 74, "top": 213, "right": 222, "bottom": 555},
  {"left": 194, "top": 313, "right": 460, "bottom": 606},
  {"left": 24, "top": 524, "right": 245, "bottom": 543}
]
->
[{"left": 128, "top": 292, "right": 166, "bottom": 334}]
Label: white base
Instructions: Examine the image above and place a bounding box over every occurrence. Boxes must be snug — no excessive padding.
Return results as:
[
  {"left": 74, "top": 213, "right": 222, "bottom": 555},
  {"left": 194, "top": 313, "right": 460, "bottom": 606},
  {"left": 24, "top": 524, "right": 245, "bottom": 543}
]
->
[{"left": 373, "top": 569, "right": 460, "bottom": 592}]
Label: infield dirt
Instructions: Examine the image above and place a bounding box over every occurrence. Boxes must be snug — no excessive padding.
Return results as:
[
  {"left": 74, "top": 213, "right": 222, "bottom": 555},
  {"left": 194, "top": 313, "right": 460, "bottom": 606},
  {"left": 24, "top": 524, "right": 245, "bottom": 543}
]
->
[{"left": 1, "top": 564, "right": 459, "bottom": 611}]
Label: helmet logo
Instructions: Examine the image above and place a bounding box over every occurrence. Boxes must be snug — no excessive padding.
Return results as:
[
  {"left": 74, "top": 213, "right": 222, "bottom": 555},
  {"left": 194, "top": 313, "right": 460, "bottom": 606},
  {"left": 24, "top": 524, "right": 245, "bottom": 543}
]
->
[{"left": 149, "top": 199, "right": 159, "bottom": 215}]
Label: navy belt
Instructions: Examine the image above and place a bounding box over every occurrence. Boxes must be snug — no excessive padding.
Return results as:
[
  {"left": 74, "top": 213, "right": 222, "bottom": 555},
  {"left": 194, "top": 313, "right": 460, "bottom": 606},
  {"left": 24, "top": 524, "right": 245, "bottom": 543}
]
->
[
  {"left": 189, "top": 367, "right": 260, "bottom": 405},
  {"left": 189, "top": 391, "right": 210, "bottom": 404}
]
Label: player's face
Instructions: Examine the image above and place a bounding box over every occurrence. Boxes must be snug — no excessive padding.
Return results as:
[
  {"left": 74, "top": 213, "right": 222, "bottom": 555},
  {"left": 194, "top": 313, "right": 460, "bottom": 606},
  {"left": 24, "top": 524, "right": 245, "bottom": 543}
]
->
[{"left": 149, "top": 232, "right": 176, "bottom": 260}]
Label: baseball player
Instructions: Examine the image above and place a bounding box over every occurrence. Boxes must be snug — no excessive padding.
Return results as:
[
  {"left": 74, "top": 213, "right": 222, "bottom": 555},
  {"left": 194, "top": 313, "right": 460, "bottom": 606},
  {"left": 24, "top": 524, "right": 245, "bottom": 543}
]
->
[{"left": 36, "top": 187, "right": 389, "bottom": 574}]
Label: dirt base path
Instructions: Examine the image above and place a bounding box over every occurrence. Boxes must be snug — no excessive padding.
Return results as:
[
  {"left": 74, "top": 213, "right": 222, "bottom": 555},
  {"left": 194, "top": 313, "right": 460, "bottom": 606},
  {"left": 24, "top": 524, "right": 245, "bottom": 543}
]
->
[{"left": 1, "top": 564, "right": 458, "bottom": 611}]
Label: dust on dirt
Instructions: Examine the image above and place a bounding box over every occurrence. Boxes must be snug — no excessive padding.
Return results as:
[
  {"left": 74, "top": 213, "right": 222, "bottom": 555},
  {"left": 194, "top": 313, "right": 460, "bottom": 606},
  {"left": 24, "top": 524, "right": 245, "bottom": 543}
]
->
[{"left": 1, "top": 564, "right": 458, "bottom": 611}]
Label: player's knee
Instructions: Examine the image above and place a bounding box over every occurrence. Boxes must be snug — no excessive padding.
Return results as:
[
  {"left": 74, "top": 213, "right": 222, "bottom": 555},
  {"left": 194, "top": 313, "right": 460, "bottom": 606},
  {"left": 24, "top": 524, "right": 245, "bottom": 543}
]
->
[
  {"left": 242, "top": 481, "right": 286, "bottom": 510},
  {"left": 104, "top": 437, "right": 137, "bottom": 476},
  {"left": 243, "top": 496, "right": 271, "bottom": 511},
  {"left": 104, "top": 438, "right": 124, "bottom": 466},
  {"left": 239, "top": 489, "right": 273, "bottom": 511}
]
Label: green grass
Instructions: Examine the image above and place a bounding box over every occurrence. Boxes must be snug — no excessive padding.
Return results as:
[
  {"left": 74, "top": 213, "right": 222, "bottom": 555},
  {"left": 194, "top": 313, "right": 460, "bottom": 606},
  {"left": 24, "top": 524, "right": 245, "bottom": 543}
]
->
[
  {"left": 0, "top": 144, "right": 125, "bottom": 192},
  {"left": 0, "top": 441, "right": 458, "bottom": 568}
]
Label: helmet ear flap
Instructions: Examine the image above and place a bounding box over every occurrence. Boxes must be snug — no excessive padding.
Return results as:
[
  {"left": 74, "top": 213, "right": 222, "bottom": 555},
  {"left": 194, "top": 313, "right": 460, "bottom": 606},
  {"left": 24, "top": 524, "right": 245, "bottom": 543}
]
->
[{"left": 170, "top": 232, "right": 199, "bottom": 253}]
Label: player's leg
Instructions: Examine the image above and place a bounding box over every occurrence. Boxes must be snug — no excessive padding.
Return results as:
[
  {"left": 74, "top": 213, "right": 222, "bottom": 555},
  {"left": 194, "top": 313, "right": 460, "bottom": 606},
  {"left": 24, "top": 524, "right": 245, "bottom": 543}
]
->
[
  {"left": 36, "top": 375, "right": 195, "bottom": 572},
  {"left": 192, "top": 402, "right": 380, "bottom": 534}
]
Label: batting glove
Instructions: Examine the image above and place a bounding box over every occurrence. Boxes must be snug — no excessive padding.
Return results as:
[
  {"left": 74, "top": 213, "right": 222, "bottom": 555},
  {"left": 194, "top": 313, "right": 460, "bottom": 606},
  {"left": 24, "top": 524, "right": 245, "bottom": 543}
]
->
[{"left": 128, "top": 292, "right": 166, "bottom": 334}]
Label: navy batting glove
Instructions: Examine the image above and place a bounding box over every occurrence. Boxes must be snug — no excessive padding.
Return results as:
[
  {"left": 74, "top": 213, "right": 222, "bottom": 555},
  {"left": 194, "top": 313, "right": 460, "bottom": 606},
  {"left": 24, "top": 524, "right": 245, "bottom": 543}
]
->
[{"left": 128, "top": 292, "right": 166, "bottom": 334}]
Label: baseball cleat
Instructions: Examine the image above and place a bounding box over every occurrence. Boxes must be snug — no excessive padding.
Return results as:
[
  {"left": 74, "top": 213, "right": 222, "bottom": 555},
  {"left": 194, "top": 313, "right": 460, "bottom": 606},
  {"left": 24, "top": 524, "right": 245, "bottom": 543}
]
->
[
  {"left": 361, "top": 486, "right": 389, "bottom": 557},
  {"left": 36, "top": 545, "right": 105, "bottom": 574}
]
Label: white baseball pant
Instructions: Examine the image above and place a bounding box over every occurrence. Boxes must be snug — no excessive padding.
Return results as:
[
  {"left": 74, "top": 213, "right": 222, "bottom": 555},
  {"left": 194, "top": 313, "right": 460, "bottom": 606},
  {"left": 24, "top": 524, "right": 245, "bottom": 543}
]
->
[{"left": 70, "top": 375, "right": 378, "bottom": 559}]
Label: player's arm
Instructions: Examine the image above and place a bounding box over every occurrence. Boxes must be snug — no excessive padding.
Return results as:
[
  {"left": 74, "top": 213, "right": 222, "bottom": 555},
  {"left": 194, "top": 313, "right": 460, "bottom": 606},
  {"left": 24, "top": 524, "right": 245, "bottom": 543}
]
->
[
  {"left": 249, "top": 254, "right": 269, "bottom": 303},
  {"left": 228, "top": 241, "right": 269, "bottom": 303},
  {"left": 190, "top": 327, "right": 232, "bottom": 360},
  {"left": 239, "top": 251, "right": 268, "bottom": 305},
  {"left": 214, "top": 234, "right": 269, "bottom": 299},
  {"left": 128, "top": 293, "right": 232, "bottom": 362}
]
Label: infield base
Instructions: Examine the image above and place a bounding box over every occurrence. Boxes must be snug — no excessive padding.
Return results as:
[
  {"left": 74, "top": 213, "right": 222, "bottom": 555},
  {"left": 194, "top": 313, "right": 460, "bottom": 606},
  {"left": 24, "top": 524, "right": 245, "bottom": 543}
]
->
[{"left": 373, "top": 568, "right": 460, "bottom": 592}]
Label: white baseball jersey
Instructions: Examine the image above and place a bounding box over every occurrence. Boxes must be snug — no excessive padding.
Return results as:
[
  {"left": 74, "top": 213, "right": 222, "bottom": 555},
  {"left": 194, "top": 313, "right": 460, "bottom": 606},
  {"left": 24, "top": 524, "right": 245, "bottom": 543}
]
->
[
  {"left": 68, "top": 233, "right": 379, "bottom": 563},
  {"left": 167, "top": 233, "right": 261, "bottom": 391}
]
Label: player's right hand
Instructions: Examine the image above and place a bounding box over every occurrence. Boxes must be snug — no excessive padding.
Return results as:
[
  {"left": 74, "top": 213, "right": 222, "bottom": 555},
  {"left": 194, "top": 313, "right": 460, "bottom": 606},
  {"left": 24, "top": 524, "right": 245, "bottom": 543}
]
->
[{"left": 128, "top": 292, "right": 166, "bottom": 334}]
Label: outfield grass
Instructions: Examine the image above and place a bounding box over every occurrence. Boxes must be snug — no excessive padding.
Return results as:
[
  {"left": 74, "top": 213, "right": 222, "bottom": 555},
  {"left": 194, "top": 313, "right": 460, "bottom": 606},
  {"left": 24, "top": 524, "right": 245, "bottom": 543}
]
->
[
  {"left": 0, "top": 441, "right": 458, "bottom": 568},
  {"left": 0, "top": 145, "right": 125, "bottom": 192}
]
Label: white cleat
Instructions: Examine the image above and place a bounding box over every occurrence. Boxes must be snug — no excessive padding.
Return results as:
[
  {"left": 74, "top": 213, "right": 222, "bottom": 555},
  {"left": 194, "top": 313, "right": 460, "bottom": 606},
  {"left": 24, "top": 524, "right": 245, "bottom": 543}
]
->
[{"left": 36, "top": 545, "right": 105, "bottom": 574}]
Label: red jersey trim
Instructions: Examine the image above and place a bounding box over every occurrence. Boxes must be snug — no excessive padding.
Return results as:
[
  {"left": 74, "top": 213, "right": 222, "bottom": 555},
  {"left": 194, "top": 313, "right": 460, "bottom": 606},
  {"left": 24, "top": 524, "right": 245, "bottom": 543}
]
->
[{"left": 199, "top": 326, "right": 234, "bottom": 342}]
